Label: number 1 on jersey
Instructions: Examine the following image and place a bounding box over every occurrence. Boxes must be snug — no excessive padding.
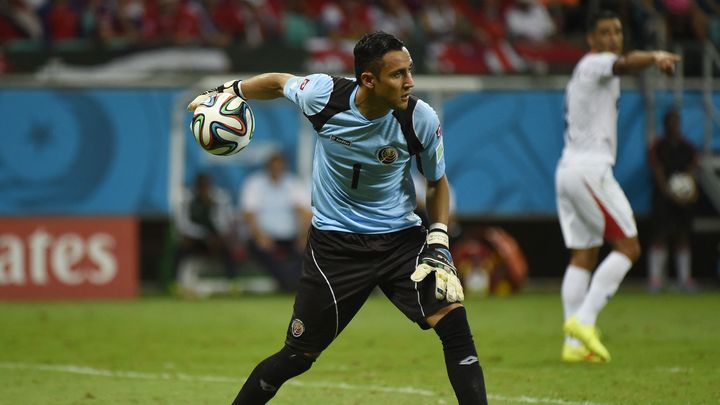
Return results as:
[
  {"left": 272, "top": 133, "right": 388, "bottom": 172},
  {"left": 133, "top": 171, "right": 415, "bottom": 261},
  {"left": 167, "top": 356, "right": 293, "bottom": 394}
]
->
[{"left": 351, "top": 163, "right": 362, "bottom": 189}]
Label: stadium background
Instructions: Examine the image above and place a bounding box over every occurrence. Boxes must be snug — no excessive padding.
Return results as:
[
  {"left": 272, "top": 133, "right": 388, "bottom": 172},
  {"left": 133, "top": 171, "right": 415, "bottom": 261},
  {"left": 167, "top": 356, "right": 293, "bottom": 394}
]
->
[{"left": 1, "top": 0, "right": 720, "bottom": 296}]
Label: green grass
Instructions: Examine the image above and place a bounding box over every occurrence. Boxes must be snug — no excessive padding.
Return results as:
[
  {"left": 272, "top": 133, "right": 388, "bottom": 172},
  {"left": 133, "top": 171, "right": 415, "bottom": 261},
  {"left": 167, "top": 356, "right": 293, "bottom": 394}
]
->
[{"left": 1, "top": 291, "right": 719, "bottom": 404}]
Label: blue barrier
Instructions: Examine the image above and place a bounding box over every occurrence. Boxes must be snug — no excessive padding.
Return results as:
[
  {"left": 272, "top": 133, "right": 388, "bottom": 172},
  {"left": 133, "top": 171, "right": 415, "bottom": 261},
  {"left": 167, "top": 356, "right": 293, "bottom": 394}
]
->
[{"left": 0, "top": 88, "right": 716, "bottom": 216}]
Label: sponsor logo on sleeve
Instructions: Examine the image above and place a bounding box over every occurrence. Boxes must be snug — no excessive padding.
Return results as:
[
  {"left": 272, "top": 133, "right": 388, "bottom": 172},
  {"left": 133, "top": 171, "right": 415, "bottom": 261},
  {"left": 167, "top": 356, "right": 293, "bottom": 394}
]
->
[{"left": 300, "top": 78, "right": 310, "bottom": 91}]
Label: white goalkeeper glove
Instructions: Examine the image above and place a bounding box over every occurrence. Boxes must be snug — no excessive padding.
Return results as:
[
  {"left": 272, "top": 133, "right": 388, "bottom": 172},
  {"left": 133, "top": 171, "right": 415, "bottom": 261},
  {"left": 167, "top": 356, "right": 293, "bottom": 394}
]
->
[
  {"left": 187, "top": 79, "right": 245, "bottom": 112},
  {"left": 410, "top": 224, "right": 464, "bottom": 303}
]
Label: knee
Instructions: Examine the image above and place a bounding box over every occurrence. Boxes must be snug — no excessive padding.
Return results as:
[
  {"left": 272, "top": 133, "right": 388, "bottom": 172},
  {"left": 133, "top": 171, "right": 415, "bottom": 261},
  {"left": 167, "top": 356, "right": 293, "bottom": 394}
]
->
[
  {"left": 615, "top": 238, "right": 641, "bottom": 263},
  {"left": 270, "top": 346, "right": 318, "bottom": 378},
  {"left": 426, "top": 303, "right": 463, "bottom": 328}
]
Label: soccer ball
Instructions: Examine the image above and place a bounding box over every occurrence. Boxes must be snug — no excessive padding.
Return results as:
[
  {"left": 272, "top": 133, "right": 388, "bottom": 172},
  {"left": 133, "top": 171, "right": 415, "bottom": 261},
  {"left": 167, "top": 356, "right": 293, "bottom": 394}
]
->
[
  {"left": 668, "top": 172, "right": 696, "bottom": 202},
  {"left": 190, "top": 93, "right": 254, "bottom": 156}
]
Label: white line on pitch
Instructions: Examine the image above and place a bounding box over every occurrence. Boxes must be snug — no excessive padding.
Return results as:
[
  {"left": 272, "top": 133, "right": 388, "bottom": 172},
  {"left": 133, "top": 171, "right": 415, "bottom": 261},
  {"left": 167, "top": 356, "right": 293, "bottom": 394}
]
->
[
  {"left": 489, "top": 394, "right": 608, "bottom": 405},
  {"left": 0, "top": 362, "right": 607, "bottom": 405}
]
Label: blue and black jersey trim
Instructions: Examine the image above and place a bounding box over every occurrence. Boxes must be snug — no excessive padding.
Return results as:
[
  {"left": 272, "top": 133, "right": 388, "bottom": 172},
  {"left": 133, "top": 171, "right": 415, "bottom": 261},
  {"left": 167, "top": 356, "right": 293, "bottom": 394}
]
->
[{"left": 304, "top": 76, "right": 425, "bottom": 164}]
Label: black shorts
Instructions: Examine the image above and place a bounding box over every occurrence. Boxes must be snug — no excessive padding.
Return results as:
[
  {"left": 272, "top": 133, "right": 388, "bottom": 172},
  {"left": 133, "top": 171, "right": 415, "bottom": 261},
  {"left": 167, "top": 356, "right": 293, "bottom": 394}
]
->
[{"left": 284, "top": 226, "right": 451, "bottom": 353}]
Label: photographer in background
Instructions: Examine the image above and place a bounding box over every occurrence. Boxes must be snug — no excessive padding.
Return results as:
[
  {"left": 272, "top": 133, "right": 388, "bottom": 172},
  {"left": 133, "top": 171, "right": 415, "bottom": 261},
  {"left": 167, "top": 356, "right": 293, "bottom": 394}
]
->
[{"left": 647, "top": 107, "right": 699, "bottom": 293}]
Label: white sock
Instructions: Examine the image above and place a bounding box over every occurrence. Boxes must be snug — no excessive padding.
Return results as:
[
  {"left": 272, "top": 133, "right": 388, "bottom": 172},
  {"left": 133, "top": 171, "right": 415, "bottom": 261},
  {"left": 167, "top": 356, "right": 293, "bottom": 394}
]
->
[
  {"left": 561, "top": 265, "right": 591, "bottom": 346},
  {"left": 576, "top": 252, "right": 633, "bottom": 325},
  {"left": 648, "top": 246, "right": 667, "bottom": 286},
  {"left": 675, "top": 247, "right": 691, "bottom": 284}
]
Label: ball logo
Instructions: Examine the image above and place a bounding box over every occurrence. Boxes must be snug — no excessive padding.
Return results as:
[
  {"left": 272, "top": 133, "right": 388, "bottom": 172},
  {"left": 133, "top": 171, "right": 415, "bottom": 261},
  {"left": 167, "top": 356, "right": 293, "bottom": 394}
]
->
[
  {"left": 291, "top": 319, "right": 305, "bottom": 337},
  {"left": 376, "top": 146, "right": 398, "bottom": 164}
]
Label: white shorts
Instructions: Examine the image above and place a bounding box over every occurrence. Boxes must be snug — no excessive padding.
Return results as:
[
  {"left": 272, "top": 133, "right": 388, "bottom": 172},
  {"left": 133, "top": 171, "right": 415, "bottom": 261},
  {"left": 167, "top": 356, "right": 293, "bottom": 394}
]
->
[{"left": 555, "top": 163, "right": 638, "bottom": 249}]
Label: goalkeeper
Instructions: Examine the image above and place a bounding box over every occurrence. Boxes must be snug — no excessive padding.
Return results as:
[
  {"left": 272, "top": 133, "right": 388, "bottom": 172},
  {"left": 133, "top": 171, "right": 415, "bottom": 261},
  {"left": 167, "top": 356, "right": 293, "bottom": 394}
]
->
[{"left": 188, "top": 31, "right": 487, "bottom": 405}]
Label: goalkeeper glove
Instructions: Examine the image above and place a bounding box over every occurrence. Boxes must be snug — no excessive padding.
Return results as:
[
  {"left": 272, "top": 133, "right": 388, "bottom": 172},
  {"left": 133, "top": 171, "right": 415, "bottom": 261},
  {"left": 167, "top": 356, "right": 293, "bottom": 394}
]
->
[
  {"left": 410, "top": 224, "right": 464, "bottom": 303},
  {"left": 187, "top": 80, "right": 245, "bottom": 112}
]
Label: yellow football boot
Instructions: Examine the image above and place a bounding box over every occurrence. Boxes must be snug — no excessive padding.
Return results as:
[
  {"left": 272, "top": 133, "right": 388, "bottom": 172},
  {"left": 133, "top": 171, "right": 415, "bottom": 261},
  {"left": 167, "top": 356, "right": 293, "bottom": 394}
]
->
[
  {"left": 563, "top": 316, "right": 611, "bottom": 362},
  {"left": 561, "top": 342, "right": 605, "bottom": 363}
]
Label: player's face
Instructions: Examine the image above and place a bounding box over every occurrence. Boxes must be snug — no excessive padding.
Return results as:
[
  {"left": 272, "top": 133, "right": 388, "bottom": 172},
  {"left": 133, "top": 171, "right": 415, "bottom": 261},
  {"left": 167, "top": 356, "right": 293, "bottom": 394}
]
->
[
  {"left": 374, "top": 47, "right": 415, "bottom": 110},
  {"left": 588, "top": 18, "right": 623, "bottom": 55}
]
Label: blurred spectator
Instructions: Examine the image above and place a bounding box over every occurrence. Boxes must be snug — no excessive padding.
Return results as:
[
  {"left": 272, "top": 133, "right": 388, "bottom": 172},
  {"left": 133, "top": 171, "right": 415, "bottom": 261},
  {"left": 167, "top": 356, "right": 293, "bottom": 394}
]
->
[
  {"left": 44, "top": 0, "right": 81, "bottom": 44},
  {"left": 237, "top": 0, "right": 281, "bottom": 47},
  {"left": 418, "top": 0, "right": 471, "bottom": 43},
  {"left": 173, "top": 172, "right": 237, "bottom": 293},
  {"left": 505, "top": 0, "right": 584, "bottom": 71},
  {"left": 506, "top": 0, "right": 556, "bottom": 42},
  {"left": 421, "top": 0, "right": 497, "bottom": 74},
  {"left": 369, "top": 0, "right": 417, "bottom": 41},
  {"left": 281, "top": 0, "right": 317, "bottom": 48},
  {"left": 696, "top": 0, "right": 720, "bottom": 47},
  {"left": 240, "top": 152, "right": 311, "bottom": 293},
  {"left": 0, "top": 0, "right": 44, "bottom": 44},
  {"left": 647, "top": 108, "right": 699, "bottom": 293},
  {"left": 457, "top": 0, "right": 528, "bottom": 74},
  {"left": 319, "top": 0, "right": 372, "bottom": 40},
  {"left": 663, "top": 0, "right": 709, "bottom": 43},
  {"left": 206, "top": 0, "right": 246, "bottom": 43},
  {"left": 0, "top": 0, "right": 708, "bottom": 74}
]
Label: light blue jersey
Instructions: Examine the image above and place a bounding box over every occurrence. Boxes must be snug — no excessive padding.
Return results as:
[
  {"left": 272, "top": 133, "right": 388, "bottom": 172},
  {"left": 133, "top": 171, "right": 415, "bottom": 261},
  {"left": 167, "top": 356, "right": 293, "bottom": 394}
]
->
[{"left": 283, "top": 74, "right": 446, "bottom": 233}]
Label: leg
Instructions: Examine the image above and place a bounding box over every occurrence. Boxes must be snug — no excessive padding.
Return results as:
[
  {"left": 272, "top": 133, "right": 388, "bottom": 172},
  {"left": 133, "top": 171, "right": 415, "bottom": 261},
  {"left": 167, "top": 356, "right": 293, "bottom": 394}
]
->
[
  {"left": 232, "top": 227, "right": 377, "bottom": 403},
  {"left": 565, "top": 237, "right": 638, "bottom": 362},
  {"left": 575, "top": 236, "right": 639, "bottom": 326},
  {"left": 673, "top": 212, "right": 695, "bottom": 290},
  {"left": 248, "top": 241, "right": 295, "bottom": 292},
  {"left": 648, "top": 239, "right": 669, "bottom": 293},
  {"left": 563, "top": 247, "right": 600, "bottom": 328},
  {"left": 427, "top": 304, "right": 488, "bottom": 405},
  {"left": 561, "top": 247, "right": 598, "bottom": 357},
  {"left": 231, "top": 346, "right": 318, "bottom": 405}
]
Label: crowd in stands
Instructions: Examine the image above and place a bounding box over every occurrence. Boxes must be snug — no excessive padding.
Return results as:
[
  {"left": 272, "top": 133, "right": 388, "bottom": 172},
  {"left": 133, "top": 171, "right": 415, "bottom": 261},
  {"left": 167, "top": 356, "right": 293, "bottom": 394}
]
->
[{"left": 1, "top": 0, "right": 719, "bottom": 74}]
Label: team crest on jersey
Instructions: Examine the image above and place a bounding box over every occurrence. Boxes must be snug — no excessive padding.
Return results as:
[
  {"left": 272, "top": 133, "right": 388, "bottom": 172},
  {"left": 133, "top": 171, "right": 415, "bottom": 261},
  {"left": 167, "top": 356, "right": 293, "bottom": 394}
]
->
[
  {"left": 291, "top": 319, "right": 305, "bottom": 337},
  {"left": 376, "top": 146, "right": 398, "bottom": 164}
]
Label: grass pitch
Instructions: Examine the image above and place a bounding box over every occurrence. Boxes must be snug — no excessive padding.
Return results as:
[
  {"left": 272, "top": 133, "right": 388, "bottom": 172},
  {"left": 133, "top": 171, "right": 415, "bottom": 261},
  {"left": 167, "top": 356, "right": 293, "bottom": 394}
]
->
[{"left": 1, "top": 290, "right": 718, "bottom": 405}]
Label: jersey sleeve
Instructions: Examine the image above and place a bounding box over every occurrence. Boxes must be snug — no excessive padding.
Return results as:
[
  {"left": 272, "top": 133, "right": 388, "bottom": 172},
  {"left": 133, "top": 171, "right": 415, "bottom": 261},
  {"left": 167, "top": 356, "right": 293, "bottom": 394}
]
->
[
  {"left": 579, "top": 52, "right": 618, "bottom": 79},
  {"left": 283, "top": 73, "right": 334, "bottom": 116},
  {"left": 413, "top": 99, "right": 446, "bottom": 182}
]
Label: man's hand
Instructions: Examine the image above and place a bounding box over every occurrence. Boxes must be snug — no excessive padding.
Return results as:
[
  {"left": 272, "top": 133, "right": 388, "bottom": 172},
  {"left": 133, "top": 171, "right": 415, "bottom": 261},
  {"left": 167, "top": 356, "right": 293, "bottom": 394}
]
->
[
  {"left": 653, "top": 51, "right": 681, "bottom": 76},
  {"left": 187, "top": 79, "right": 244, "bottom": 112},
  {"left": 411, "top": 227, "right": 464, "bottom": 302}
]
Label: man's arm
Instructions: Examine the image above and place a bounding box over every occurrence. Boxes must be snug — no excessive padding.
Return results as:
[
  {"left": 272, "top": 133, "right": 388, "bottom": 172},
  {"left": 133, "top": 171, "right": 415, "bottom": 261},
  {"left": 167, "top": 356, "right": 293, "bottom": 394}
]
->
[
  {"left": 425, "top": 175, "right": 451, "bottom": 227},
  {"left": 188, "top": 73, "right": 294, "bottom": 112},
  {"left": 613, "top": 51, "right": 680, "bottom": 76},
  {"left": 411, "top": 174, "right": 464, "bottom": 302}
]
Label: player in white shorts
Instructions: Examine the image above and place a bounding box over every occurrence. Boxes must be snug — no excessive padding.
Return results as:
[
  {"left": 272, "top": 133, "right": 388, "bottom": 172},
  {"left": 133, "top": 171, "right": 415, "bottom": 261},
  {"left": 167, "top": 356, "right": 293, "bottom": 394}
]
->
[{"left": 556, "top": 10, "right": 680, "bottom": 363}]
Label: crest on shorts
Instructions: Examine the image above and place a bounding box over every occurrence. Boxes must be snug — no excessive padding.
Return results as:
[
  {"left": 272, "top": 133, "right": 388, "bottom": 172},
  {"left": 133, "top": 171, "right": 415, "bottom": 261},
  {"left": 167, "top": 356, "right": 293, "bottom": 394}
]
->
[
  {"left": 376, "top": 146, "right": 398, "bottom": 164},
  {"left": 291, "top": 319, "right": 305, "bottom": 337}
]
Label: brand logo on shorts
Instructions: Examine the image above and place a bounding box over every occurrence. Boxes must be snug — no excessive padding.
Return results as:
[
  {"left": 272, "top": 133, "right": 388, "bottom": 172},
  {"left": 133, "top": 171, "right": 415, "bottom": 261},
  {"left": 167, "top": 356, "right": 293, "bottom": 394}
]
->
[
  {"left": 376, "top": 146, "right": 398, "bottom": 164},
  {"left": 291, "top": 319, "right": 305, "bottom": 337}
]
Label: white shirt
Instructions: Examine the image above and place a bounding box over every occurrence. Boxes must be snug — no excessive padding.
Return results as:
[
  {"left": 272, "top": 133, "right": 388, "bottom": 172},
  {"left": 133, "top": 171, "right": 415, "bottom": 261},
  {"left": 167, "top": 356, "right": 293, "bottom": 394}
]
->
[
  {"left": 241, "top": 171, "right": 310, "bottom": 240},
  {"left": 560, "top": 52, "right": 620, "bottom": 167}
]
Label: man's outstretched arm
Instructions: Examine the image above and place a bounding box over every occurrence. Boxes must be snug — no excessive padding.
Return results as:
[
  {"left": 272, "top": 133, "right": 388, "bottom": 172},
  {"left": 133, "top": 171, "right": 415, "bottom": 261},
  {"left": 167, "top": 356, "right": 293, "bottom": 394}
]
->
[{"left": 187, "top": 73, "right": 294, "bottom": 111}]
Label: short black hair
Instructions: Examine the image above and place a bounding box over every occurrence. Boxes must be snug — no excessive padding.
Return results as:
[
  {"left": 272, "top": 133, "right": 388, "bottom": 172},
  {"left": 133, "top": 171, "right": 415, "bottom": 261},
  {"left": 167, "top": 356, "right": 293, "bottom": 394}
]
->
[
  {"left": 353, "top": 31, "right": 405, "bottom": 84},
  {"left": 587, "top": 10, "right": 620, "bottom": 33}
]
